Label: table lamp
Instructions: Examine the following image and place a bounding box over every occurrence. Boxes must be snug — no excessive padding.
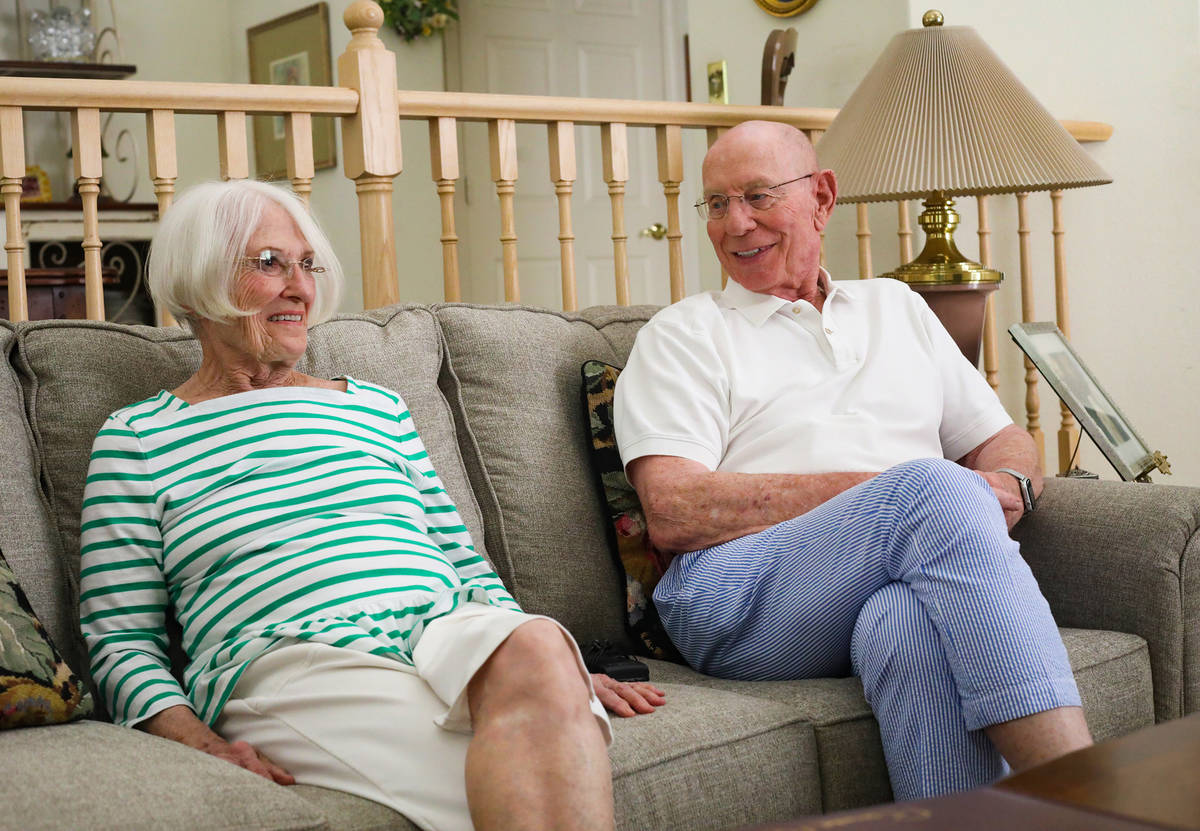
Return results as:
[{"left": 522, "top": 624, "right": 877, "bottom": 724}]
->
[{"left": 815, "top": 10, "right": 1111, "bottom": 363}]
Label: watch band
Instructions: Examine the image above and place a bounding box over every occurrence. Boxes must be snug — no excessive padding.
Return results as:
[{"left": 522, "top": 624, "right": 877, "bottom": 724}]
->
[{"left": 995, "top": 467, "right": 1036, "bottom": 513}]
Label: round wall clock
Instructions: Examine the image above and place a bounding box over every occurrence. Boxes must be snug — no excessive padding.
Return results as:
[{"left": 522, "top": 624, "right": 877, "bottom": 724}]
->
[{"left": 754, "top": 0, "right": 820, "bottom": 17}]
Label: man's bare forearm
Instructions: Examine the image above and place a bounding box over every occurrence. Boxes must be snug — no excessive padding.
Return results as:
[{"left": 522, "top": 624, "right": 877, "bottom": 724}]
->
[
  {"left": 959, "top": 424, "right": 1043, "bottom": 495},
  {"left": 628, "top": 455, "right": 874, "bottom": 553}
]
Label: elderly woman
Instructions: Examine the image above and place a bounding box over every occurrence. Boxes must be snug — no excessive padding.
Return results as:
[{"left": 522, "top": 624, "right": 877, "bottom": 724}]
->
[{"left": 79, "top": 179, "right": 663, "bottom": 831}]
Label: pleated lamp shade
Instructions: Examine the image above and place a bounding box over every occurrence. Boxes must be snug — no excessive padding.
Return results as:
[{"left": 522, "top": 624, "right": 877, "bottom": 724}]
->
[{"left": 817, "top": 12, "right": 1111, "bottom": 203}]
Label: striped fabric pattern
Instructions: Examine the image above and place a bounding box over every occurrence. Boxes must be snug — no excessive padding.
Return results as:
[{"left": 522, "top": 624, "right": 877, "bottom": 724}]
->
[
  {"left": 654, "top": 458, "right": 1080, "bottom": 799},
  {"left": 80, "top": 377, "right": 517, "bottom": 727}
]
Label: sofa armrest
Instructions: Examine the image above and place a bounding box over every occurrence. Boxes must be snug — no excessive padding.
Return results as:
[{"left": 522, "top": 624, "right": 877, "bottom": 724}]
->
[{"left": 1014, "top": 476, "right": 1200, "bottom": 721}]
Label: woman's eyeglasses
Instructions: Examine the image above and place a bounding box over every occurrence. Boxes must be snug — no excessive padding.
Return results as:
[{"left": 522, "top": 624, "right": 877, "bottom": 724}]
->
[{"left": 241, "top": 249, "right": 326, "bottom": 278}]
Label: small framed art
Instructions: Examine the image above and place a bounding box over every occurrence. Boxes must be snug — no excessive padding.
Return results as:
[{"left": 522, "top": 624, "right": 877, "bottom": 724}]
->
[
  {"left": 247, "top": 3, "right": 337, "bottom": 180},
  {"left": 1008, "top": 322, "right": 1168, "bottom": 482}
]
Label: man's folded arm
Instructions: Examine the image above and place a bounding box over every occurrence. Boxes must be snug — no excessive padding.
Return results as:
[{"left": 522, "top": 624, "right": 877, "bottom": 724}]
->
[{"left": 626, "top": 454, "right": 875, "bottom": 553}]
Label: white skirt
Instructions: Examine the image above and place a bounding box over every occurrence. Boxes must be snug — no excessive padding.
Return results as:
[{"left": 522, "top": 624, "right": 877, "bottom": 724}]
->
[{"left": 216, "top": 602, "right": 611, "bottom": 831}]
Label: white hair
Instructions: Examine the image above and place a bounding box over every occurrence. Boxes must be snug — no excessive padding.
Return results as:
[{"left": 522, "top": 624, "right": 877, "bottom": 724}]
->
[{"left": 147, "top": 179, "right": 343, "bottom": 326}]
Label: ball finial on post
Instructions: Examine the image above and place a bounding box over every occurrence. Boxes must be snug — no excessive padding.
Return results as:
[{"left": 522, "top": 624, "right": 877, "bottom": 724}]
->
[
  {"left": 345, "top": 0, "right": 384, "bottom": 35},
  {"left": 922, "top": 9, "right": 944, "bottom": 26}
]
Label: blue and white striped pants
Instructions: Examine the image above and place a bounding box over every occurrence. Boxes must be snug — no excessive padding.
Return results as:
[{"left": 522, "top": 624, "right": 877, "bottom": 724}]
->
[{"left": 652, "top": 458, "right": 1081, "bottom": 800}]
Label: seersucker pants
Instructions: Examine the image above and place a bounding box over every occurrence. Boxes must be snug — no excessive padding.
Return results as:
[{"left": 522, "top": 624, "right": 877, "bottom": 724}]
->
[{"left": 652, "top": 457, "right": 1081, "bottom": 800}]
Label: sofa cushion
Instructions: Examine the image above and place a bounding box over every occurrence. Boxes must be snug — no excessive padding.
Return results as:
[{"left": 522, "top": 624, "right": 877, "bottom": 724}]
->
[
  {"left": 0, "top": 546, "right": 93, "bottom": 728},
  {"left": 12, "top": 308, "right": 489, "bottom": 690},
  {"left": 435, "top": 304, "right": 658, "bottom": 645},
  {"left": 290, "top": 785, "right": 414, "bottom": 831},
  {"left": 609, "top": 682, "right": 822, "bottom": 828},
  {"left": 1, "top": 719, "right": 327, "bottom": 830},
  {"left": 581, "top": 359, "right": 681, "bottom": 663},
  {"left": 0, "top": 322, "right": 80, "bottom": 675},
  {"left": 644, "top": 626, "right": 1154, "bottom": 812}
]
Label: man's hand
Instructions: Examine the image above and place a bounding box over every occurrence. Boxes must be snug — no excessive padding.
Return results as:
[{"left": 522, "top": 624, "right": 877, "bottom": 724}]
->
[
  {"left": 976, "top": 471, "right": 1025, "bottom": 530},
  {"left": 959, "top": 425, "right": 1042, "bottom": 532},
  {"left": 591, "top": 673, "right": 666, "bottom": 717},
  {"left": 138, "top": 704, "right": 294, "bottom": 785}
]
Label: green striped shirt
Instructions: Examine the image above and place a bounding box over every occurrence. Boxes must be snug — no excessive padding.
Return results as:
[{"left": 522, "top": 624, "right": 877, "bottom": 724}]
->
[{"left": 80, "top": 377, "right": 517, "bottom": 727}]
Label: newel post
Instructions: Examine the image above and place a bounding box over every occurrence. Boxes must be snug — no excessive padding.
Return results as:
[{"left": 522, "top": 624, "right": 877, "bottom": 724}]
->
[{"left": 339, "top": 0, "right": 402, "bottom": 309}]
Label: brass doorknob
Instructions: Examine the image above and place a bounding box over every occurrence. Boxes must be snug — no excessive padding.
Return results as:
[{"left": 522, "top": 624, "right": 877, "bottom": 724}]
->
[{"left": 639, "top": 222, "right": 667, "bottom": 240}]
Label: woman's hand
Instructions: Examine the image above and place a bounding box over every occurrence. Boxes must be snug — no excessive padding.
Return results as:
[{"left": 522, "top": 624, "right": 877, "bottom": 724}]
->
[
  {"left": 591, "top": 673, "right": 666, "bottom": 717},
  {"left": 138, "top": 704, "right": 294, "bottom": 785}
]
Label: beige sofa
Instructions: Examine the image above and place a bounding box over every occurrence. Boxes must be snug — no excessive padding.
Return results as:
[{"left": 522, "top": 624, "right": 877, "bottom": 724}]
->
[{"left": 3, "top": 304, "right": 1198, "bottom": 831}]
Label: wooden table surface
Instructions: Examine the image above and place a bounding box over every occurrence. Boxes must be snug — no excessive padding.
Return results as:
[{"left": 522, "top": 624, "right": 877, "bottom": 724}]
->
[
  {"left": 743, "top": 713, "right": 1200, "bottom": 830},
  {"left": 996, "top": 711, "right": 1200, "bottom": 830}
]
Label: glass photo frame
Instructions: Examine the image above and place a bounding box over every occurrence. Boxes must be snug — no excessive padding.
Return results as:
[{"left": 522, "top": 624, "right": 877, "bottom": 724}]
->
[
  {"left": 1009, "top": 322, "right": 1161, "bottom": 481},
  {"left": 247, "top": 3, "right": 337, "bottom": 180}
]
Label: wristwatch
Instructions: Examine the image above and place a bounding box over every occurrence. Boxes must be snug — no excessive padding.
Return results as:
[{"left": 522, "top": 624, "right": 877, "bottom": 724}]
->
[{"left": 996, "top": 468, "right": 1037, "bottom": 514}]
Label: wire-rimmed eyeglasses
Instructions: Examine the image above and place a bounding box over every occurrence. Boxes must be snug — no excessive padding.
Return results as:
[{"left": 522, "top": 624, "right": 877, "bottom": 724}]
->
[
  {"left": 240, "top": 249, "right": 326, "bottom": 278},
  {"left": 694, "top": 173, "right": 816, "bottom": 220}
]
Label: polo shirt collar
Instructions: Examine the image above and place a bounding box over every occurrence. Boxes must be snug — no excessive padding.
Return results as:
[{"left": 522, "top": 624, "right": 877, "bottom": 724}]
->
[{"left": 719, "top": 268, "right": 846, "bottom": 327}]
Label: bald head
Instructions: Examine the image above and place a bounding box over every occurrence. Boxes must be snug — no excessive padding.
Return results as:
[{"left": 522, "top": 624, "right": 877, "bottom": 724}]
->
[
  {"left": 697, "top": 119, "right": 837, "bottom": 303},
  {"left": 702, "top": 121, "right": 818, "bottom": 190}
]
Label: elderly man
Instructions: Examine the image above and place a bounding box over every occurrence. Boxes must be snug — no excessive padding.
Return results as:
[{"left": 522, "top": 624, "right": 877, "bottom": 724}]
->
[{"left": 613, "top": 120, "right": 1092, "bottom": 800}]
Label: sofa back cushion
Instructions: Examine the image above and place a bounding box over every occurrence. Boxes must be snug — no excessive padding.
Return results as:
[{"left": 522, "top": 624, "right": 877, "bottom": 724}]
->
[
  {"left": 0, "top": 322, "right": 84, "bottom": 676},
  {"left": 12, "top": 307, "right": 489, "bottom": 688},
  {"left": 435, "top": 303, "right": 656, "bottom": 645}
]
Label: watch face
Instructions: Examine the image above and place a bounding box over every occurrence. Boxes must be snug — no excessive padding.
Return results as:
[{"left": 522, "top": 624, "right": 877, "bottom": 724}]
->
[{"left": 997, "top": 468, "right": 1034, "bottom": 512}]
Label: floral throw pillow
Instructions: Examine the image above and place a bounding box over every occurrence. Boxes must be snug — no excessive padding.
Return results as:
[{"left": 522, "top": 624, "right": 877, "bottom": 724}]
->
[
  {"left": 581, "top": 361, "right": 684, "bottom": 665},
  {"left": 1, "top": 548, "right": 93, "bottom": 728}
]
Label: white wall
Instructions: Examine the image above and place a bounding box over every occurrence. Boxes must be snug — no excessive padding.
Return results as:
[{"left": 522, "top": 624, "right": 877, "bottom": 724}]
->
[{"left": 686, "top": 0, "right": 1200, "bottom": 486}]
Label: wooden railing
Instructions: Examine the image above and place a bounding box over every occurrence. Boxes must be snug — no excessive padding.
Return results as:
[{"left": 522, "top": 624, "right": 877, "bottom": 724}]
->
[{"left": 0, "top": 0, "right": 1111, "bottom": 472}]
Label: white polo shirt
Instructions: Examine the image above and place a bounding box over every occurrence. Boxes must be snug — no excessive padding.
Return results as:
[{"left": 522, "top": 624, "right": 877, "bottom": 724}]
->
[{"left": 614, "top": 271, "right": 1012, "bottom": 475}]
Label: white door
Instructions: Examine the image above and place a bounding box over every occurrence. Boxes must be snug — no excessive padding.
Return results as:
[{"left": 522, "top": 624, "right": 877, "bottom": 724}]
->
[{"left": 452, "top": 0, "right": 693, "bottom": 309}]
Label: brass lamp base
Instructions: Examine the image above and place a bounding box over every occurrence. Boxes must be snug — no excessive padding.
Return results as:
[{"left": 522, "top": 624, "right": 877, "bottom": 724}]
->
[{"left": 881, "top": 193, "right": 1002, "bottom": 364}]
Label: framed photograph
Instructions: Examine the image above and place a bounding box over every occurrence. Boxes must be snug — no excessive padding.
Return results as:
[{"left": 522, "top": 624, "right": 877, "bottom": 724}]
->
[
  {"left": 1009, "top": 322, "right": 1160, "bottom": 481},
  {"left": 247, "top": 3, "right": 336, "bottom": 180}
]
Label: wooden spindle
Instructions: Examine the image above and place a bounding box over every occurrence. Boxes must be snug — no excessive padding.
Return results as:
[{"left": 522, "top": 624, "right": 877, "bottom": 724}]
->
[
  {"left": 976, "top": 195, "right": 998, "bottom": 390},
  {"left": 339, "top": 0, "right": 402, "bottom": 309},
  {"left": 489, "top": 118, "right": 519, "bottom": 303},
  {"left": 1050, "top": 189, "right": 1079, "bottom": 473},
  {"left": 548, "top": 121, "right": 578, "bottom": 312},
  {"left": 285, "top": 112, "right": 315, "bottom": 204},
  {"left": 855, "top": 203, "right": 872, "bottom": 279},
  {"left": 707, "top": 126, "right": 729, "bottom": 288},
  {"left": 1015, "top": 192, "right": 1045, "bottom": 462},
  {"left": 897, "top": 200, "right": 913, "bottom": 263},
  {"left": 146, "top": 110, "right": 177, "bottom": 215},
  {"left": 601, "top": 123, "right": 630, "bottom": 306},
  {"left": 0, "top": 107, "right": 28, "bottom": 322},
  {"left": 217, "top": 111, "right": 249, "bottom": 180},
  {"left": 355, "top": 177, "right": 400, "bottom": 308},
  {"left": 656, "top": 124, "right": 685, "bottom": 303},
  {"left": 429, "top": 116, "right": 461, "bottom": 302},
  {"left": 809, "top": 128, "right": 826, "bottom": 266},
  {"left": 146, "top": 109, "right": 178, "bottom": 326},
  {"left": 71, "top": 108, "right": 104, "bottom": 321}
]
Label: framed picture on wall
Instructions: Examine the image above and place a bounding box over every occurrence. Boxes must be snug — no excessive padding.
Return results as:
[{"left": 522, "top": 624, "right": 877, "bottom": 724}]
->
[
  {"left": 247, "top": 3, "right": 337, "bottom": 180},
  {"left": 1008, "top": 322, "right": 1167, "bottom": 482}
]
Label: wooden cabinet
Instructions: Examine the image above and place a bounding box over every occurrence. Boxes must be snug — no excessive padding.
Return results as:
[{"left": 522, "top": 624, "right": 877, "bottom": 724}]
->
[{"left": 0, "top": 268, "right": 116, "bottom": 320}]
